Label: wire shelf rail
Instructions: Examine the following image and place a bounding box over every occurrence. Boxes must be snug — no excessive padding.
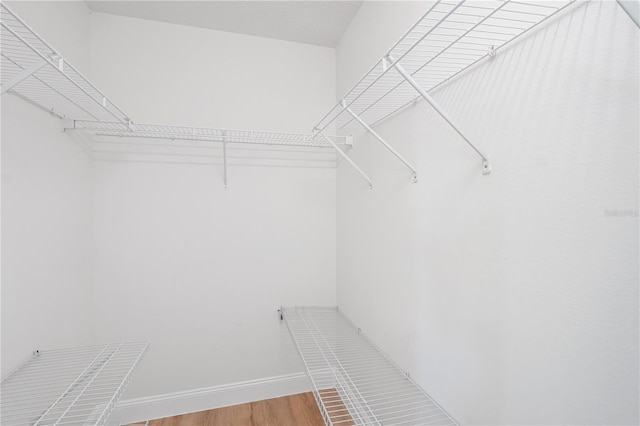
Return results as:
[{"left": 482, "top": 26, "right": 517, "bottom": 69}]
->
[
  {"left": 0, "top": 4, "right": 130, "bottom": 123},
  {"left": 314, "top": 0, "right": 577, "bottom": 133},
  {"left": 68, "top": 120, "right": 351, "bottom": 149},
  {"left": 1, "top": 1, "right": 582, "bottom": 185},
  {"left": 1, "top": 342, "right": 149, "bottom": 426},
  {"left": 1, "top": 2, "right": 351, "bottom": 186},
  {"left": 311, "top": 0, "right": 578, "bottom": 181},
  {"left": 0, "top": 3, "right": 347, "bottom": 150},
  {"left": 281, "top": 306, "right": 457, "bottom": 426}
]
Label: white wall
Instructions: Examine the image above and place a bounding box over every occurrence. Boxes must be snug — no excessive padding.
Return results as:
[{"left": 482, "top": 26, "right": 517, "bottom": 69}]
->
[
  {"left": 89, "top": 12, "right": 336, "bottom": 132},
  {"left": 1, "top": 1, "right": 95, "bottom": 376},
  {"left": 3, "top": 2, "right": 637, "bottom": 425},
  {"left": 4, "top": 1, "right": 92, "bottom": 74},
  {"left": 92, "top": 162, "right": 336, "bottom": 398},
  {"left": 88, "top": 13, "right": 337, "bottom": 399},
  {"left": 336, "top": 1, "right": 639, "bottom": 425}
]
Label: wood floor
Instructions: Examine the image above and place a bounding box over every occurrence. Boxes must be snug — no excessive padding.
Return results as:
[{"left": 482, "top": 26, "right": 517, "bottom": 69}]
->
[
  {"left": 319, "top": 388, "right": 355, "bottom": 426},
  {"left": 130, "top": 392, "right": 326, "bottom": 426}
]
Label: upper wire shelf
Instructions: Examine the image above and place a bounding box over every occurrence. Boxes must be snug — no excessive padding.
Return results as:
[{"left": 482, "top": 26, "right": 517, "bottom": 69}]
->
[
  {"left": 1, "top": 342, "right": 149, "bottom": 426},
  {"left": 70, "top": 120, "right": 351, "bottom": 148},
  {"left": 0, "top": 3, "right": 348, "bottom": 153},
  {"left": 0, "top": 4, "right": 129, "bottom": 123},
  {"left": 313, "top": 0, "right": 577, "bottom": 133},
  {"left": 281, "top": 306, "right": 457, "bottom": 426}
]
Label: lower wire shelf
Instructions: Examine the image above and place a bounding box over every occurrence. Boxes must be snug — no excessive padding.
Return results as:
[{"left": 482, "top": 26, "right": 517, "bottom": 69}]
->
[
  {"left": 281, "top": 306, "right": 456, "bottom": 426},
  {"left": 1, "top": 342, "right": 149, "bottom": 426}
]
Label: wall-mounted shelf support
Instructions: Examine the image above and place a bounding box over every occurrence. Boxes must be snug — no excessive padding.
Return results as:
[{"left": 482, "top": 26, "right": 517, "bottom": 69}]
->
[
  {"left": 341, "top": 100, "right": 418, "bottom": 182},
  {"left": 317, "top": 132, "right": 373, "bottom": 189},
  {"left": 0, "top": 58, "right": 47, "bottom": 95},
  {"left": 386, "top": 54, "right": 491, "bottom": 175},
  {"left": 312, "top": 0, "right": 579, "bottom": 181}
]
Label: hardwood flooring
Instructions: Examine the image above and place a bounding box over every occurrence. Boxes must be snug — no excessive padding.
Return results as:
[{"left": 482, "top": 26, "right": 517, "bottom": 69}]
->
[
  {"left": 318, "top": 388, "right": 355, "bottom": 426},
  {"left": 130, "top": 392, "right": 327, "bottom": 426}
]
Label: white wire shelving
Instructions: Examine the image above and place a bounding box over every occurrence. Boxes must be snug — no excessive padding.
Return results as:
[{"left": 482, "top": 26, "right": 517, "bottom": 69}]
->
[
  {"left": 63, "top": 120, "right": 352, "bottom": 187},
  {"left": 281, "top": 306, "right": 457, "bottom": 426},
  {"left": 0, "top": 1, "right": 347, "bottom": 150},
  {"left": 2, "top": 0, "right": 589, "bottom": 185},
  {"left": 313, "top": 0, "right": 579, "bottom": 182},
  {"left": 1, "top": 342, "right": 149, "bottom": 426},
  {"left": 0, "top": 4, "right": 129, "bottom": 123},
  {"left": 66, "top": 120, "right": 351, "bottom": 149},
  {"left": 0, "top": 3, "right": 350, "bottom": 186}
]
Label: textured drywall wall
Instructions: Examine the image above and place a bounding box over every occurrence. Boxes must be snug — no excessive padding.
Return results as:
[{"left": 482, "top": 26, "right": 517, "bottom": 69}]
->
[
  {"left": 89, "top": 12, "right": 338, "bottom": 398},
  {"left": 1, "top": 2, "right": 95, "bottom": 375},
  {"left": 336, "top": 1, "right": 639, "bottom": 424}
]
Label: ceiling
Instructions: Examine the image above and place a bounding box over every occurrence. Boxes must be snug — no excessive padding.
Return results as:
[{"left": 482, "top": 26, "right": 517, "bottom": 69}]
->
[{"left": 85, "top": 1, "right": 363, "bottom": 48}]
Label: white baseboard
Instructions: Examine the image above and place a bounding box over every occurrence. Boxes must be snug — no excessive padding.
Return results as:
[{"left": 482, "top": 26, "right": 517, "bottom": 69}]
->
[{"left": 109, "top": 372, "right": 311, "bottom": 425}]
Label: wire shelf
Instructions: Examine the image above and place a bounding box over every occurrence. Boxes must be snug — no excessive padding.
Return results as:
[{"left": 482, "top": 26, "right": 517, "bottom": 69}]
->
[
  {"left": 1, "top": 3, "right": 349, "bottom": 154},
  {"left": 1, "top": 342, "right": 149, "bottom": 426},
  {"left": 281, "top": 306, "right": 457, "bottom": 426},
  {"left": 71, "top": 120, "right": 350, "bottom": 148},
  {"left": 313, "top": 0, "right": 577, "bottom": 133},
  {"left": 0, "top": 3, "right": 129, "bottom": 123}
]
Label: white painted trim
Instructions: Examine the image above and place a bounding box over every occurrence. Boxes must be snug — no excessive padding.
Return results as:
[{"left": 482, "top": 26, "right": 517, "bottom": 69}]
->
[{"left": 109, "top": 372, "right": 311, "bottom": 425}]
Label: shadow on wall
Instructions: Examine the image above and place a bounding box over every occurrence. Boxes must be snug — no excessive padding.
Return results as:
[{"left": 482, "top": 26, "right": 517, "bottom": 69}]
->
[
  {"left": 66, "top": 133, "right": 340, "bottom": 171},
  {"left": 383, "top": 0, "right": 617, "bottom": 181}
]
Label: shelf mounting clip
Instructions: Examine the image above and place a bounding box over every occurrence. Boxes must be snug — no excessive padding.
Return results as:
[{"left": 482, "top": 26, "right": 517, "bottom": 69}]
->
[{"left": 386, "top": 54, "right": 491, "bottom": 175}]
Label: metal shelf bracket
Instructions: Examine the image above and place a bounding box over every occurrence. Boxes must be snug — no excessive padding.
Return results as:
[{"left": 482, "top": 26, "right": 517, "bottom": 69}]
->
[
  {"left": 60, "top": 118, "right": 75, "bottom": 132},
  {"left": 340, "top": 100, "right": 418, "bottom": 183},
  {"left": 311, "top": 1, "right": 580, "bottom": 179},
  {"left": 386, "top": 54, "right": 491, "bottom": 175},
  {"left": 313, "top": 130, "right": 373, "bottom": 189},
  {"left": 0, "top": 58, "right": 47, "bottom": 95}
]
